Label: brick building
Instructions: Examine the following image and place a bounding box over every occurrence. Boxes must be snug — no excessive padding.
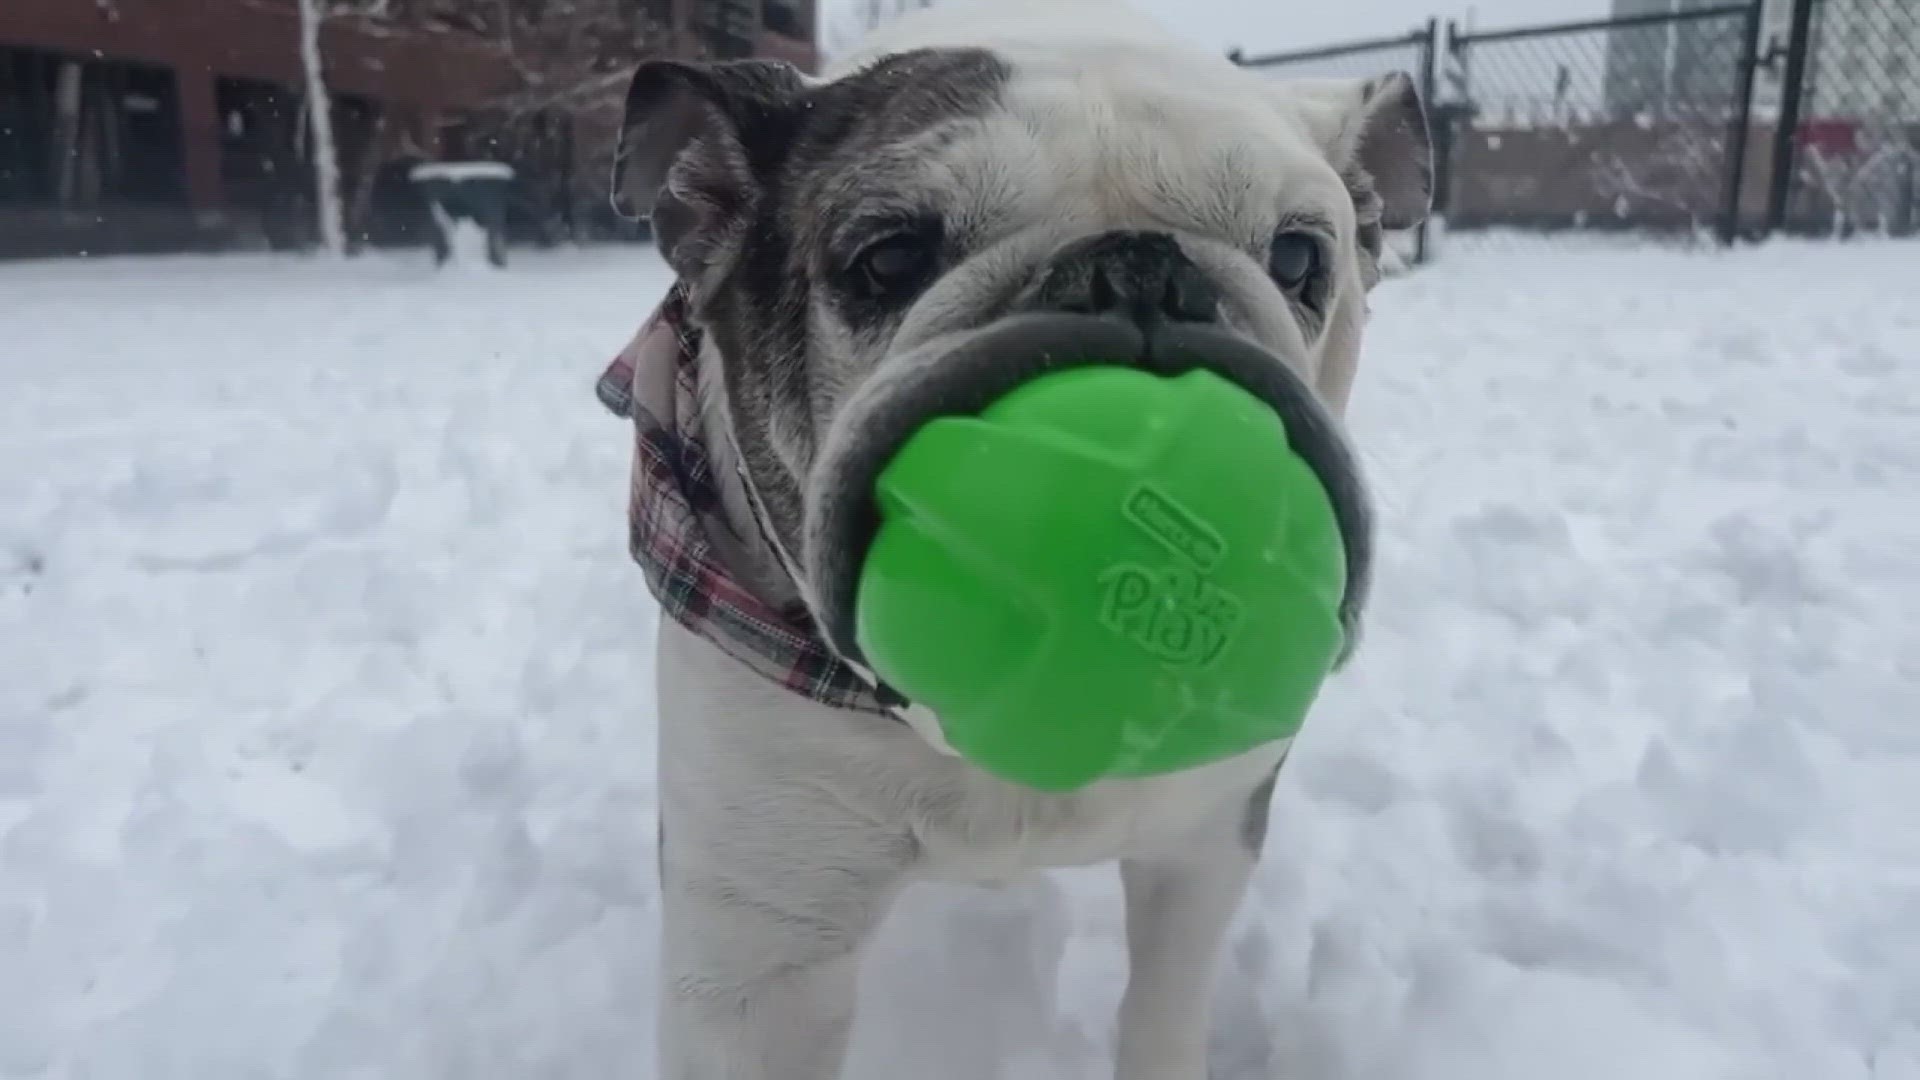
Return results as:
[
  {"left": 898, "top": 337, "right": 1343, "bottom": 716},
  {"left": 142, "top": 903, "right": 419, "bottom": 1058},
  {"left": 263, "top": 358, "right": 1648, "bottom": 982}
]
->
[{"left": 0, "top": 0, "right": 817, "bottom": 258}]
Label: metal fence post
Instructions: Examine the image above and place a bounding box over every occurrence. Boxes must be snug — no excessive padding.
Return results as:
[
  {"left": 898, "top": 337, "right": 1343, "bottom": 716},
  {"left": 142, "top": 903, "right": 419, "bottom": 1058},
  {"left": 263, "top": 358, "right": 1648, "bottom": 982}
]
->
[
  {"left": 1764, "top": 0, "right": 1818, "bottom": 235},
  {"left": 1717, "top": 0, "right": 1766, "bottom": 243},
  {"left": 1415, "top": 17, "right": 1441, "bottom": 265},
  {"left": 1898, "top": 158, "right": 1917, "bottom": 239},
  {"left": 1430, "top": 20, "right": 1467, "bottom": 236}
]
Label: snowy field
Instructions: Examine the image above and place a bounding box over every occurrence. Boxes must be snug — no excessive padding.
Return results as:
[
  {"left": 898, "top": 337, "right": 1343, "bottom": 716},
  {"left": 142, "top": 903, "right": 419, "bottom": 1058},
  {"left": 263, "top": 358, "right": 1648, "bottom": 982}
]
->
[{"left": 3, "top": 238, "right": 1917, "bottom": 1080}]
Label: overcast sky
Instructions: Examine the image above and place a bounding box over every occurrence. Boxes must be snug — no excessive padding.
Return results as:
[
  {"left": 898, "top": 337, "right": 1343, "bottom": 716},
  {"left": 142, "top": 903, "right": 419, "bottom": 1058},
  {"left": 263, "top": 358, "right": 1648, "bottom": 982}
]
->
[
  {"left": 830, "top": 0, "right": 1615, "bottom": 58},
  {"left": 1153, "top": 0, "right": 1611, "bottom": 56}
]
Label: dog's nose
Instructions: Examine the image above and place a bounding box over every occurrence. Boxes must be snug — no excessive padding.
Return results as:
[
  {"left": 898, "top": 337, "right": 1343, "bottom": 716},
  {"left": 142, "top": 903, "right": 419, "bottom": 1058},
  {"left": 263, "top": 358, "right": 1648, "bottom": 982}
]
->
[{"left": 1026, "top": 231, "right": 1221, "bottom": 326}]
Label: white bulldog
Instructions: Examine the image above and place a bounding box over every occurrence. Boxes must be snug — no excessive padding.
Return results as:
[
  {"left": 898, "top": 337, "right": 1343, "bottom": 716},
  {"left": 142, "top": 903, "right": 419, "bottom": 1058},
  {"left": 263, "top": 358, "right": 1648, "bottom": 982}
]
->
[{"left": 599, "top": 2, "right": 1431, "bottom": 1076}]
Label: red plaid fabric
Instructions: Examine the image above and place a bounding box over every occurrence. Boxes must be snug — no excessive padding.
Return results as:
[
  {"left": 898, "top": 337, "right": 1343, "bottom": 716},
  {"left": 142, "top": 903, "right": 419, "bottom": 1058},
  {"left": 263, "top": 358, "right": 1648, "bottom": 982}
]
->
[{"left": 596, "top": 285, "right": 891, "bottom": 714}]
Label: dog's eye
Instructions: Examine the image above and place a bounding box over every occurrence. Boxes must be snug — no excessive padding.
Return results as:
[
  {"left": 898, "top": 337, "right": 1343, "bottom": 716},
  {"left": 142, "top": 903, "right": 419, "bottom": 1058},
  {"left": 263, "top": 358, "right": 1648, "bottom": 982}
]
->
[
  {"left": 1267, "top": 231, "right": 1322, "bottom": 293},
  {"left": 847, "top": 228, "right": 941, "bottom": 304}
]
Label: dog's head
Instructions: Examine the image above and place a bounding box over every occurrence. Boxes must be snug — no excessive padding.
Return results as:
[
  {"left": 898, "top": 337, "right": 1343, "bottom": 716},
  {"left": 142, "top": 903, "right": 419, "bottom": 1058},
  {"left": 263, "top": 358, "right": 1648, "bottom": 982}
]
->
[{"left": 610, "top": 5, "right": 1430, "bottom": 671}]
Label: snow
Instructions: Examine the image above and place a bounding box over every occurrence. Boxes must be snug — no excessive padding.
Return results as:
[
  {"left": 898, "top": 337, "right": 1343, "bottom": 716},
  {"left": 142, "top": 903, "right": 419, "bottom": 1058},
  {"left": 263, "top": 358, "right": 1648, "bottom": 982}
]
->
[
  {"left": 409, "top": 162, "right": 517, "bottom": 183},
  {"left": 3, "top": 238, "right": 1917, "bottom": 1079},
  {"left": 428, "top": 207, "right": 498, "bottom": 269}
]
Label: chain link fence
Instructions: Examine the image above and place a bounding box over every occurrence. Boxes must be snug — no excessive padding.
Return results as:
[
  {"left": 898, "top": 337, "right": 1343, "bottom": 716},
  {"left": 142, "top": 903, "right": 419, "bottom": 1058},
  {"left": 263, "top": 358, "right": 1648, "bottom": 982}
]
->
[
  {"left": 1235, "top": 0, "right": 1919, "bottom": 263},
  {"left": 1767, "top": 0, "right": 1920, "bottom": 236},
  {"left": 1442, "top": 5, "right": 1762, "bottom": 242}
]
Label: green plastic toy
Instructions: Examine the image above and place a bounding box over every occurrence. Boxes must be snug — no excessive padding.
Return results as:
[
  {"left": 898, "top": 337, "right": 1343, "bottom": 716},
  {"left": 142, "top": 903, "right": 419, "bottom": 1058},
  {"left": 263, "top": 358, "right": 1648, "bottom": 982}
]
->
[{"left": 853, "top": 364, "right": 1348, "bottom": 793}]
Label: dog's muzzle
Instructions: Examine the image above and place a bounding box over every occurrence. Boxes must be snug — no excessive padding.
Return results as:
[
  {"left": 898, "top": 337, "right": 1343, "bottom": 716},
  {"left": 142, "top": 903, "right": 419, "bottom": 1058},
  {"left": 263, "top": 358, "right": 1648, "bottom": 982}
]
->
[{"left": 803, "top": 229, "right": 1374, "bottom": 673}]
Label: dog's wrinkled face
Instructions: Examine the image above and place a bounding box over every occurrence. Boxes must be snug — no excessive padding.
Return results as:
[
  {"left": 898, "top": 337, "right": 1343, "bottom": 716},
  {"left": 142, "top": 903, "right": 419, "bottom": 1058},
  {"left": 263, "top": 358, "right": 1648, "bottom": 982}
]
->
[{"left": 611, "top": 25, "right": 1432, "bottom": 664}]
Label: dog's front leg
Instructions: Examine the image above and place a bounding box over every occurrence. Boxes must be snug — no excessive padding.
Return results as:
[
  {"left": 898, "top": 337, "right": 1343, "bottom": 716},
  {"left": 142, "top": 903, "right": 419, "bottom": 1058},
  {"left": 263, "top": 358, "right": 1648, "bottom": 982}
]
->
[
  {"left": 657, "top": 813, "right": 906, "bottom": 1080},
  {"left": 1113, "top": 769, "right": 1277, "bottom": 1080},
  {"left": 658, "top": 920, "right": 860, "bottom": 1080}
]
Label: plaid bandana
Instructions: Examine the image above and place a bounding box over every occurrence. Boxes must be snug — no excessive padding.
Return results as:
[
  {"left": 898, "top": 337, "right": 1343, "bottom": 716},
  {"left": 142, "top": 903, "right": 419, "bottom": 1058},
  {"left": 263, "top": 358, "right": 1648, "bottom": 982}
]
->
[{"left": 594, "top": 285, "right": 893, "bottom": 715}]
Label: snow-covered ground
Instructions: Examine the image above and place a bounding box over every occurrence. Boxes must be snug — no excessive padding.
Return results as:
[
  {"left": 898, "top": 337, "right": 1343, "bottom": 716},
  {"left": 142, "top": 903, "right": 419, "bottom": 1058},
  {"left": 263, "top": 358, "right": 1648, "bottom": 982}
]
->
[{"left": 2, "top": 238, "right": 1916, "bottom": 1080}]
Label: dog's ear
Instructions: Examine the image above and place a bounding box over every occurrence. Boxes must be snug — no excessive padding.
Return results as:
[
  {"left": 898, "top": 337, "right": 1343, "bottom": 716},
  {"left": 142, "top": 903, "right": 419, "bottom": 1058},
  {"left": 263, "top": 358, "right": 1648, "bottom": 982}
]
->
[
  {"left": 609, "top": 58, "right": 809, "bottom": 274},
  {"left": 1279, "top": 72, "right": 1433, "bottom": 231}
]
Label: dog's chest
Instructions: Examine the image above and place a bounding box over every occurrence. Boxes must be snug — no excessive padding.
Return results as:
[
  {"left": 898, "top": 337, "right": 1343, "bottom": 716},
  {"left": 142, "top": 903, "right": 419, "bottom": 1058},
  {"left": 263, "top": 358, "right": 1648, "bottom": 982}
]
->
[
  {"left": 901, "top": 750, "right": 1283, "bottom": 880},
  {"left": 657, "top": 621, "right": 1285, "bottom": 880},
  {"left": 847, "top": 717, "right": 1289, "bottom": 880}
]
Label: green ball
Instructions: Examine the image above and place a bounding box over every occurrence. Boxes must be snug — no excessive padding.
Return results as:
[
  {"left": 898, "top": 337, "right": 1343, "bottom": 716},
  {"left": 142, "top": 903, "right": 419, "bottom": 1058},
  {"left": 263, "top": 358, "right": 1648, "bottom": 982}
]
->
[{"left": 853, "top": 365, "right": 1348, "bottom": 793}]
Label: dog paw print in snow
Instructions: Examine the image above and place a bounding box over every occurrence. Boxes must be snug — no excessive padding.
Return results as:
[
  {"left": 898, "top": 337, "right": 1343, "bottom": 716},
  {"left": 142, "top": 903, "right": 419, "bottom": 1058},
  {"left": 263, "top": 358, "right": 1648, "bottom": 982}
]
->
[
  {"left": 1444, "top": 502, "right": 1599, "bottom": 627},
  {"left": 5, "top": 546, "right": 45, "bottom": 597},
  {"left": 1449, "top": 503, "right": 1572, "bottom": 548},
  {"left": 1689, "top": 512, "right": 1833, "bottom": 609}
]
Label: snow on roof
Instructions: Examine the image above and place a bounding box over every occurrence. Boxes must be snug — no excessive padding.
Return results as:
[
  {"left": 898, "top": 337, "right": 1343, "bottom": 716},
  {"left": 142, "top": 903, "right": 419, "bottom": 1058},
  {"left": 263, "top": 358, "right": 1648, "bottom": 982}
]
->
[{"left": 408, "top": 162, "right": 516, "bottom": 182}]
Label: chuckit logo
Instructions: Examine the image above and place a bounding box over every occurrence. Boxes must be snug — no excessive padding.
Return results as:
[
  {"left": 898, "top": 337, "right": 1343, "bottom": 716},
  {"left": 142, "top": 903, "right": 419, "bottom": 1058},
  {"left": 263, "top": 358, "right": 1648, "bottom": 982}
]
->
[
  {"left": 1123, "top": 484, "right": 1227, "bottom": 571},
  {"left": 1098, "top": 564, "right": 1243, "bottom": 668}
]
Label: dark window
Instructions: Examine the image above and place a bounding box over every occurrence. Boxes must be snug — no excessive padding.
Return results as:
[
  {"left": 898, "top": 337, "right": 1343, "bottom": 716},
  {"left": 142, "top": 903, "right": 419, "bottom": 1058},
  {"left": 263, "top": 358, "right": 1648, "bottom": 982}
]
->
[
  {"left": 0, "top": 45, "right": 185, "bottom": 207},
  {"left": 765, "top": 0, "right": 806, "bottom": 39}
]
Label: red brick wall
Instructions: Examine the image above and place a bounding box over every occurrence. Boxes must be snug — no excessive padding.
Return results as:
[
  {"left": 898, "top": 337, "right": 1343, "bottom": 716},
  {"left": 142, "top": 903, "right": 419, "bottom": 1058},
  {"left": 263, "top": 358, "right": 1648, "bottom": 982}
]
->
[
  {"left": 3, "top": 0, "right": 518, "bottom": 208},
  {"left": 5, "top": 0, "right": 820, "bottom": 229},
  {"left": 1446, "top": 119, "right": 1744, "bottom": 233},
  {"left": 2, "top": 0, "right": 518, "bottom": 105}
]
